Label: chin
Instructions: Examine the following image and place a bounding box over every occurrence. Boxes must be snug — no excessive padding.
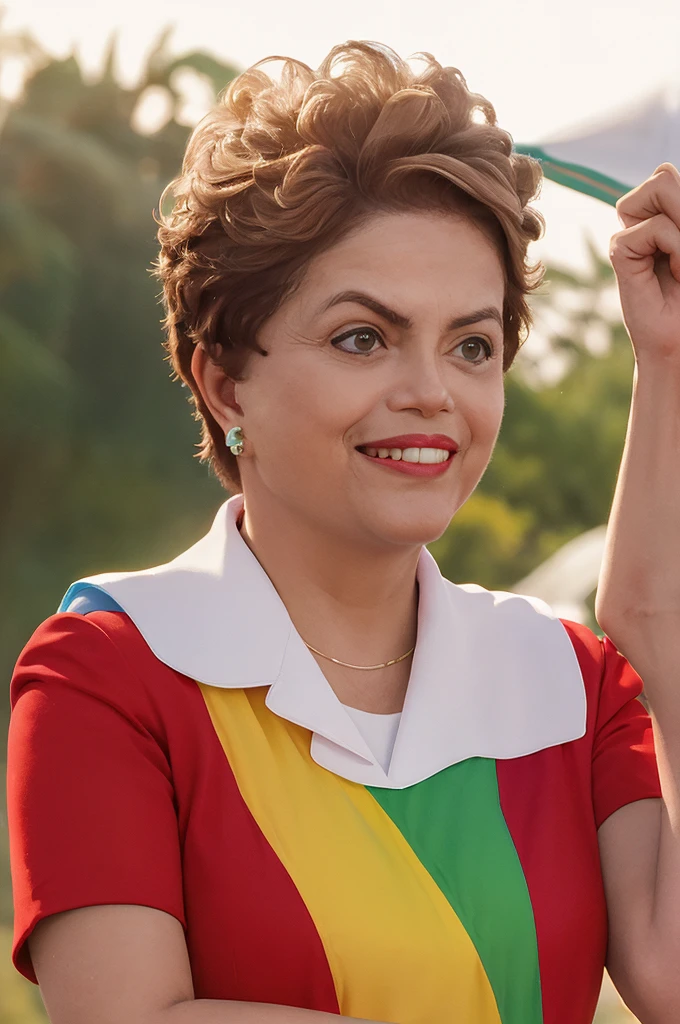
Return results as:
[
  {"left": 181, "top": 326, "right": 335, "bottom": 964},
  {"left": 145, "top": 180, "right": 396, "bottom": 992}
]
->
[{"left": 360, "top": 497, "right": 459, "bottom": 549}]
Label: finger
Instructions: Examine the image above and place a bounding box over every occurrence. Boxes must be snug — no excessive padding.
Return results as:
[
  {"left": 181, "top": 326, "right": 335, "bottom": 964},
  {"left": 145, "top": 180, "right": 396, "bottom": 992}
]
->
[
  {"left": 609, "top": 213, "right": 680, "bottom": 302},
  {"left": 616, "top": 163, "right": 680, "bottom": 231}
]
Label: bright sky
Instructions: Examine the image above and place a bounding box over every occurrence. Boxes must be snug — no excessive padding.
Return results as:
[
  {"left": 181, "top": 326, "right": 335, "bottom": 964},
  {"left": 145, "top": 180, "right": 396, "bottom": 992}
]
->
[{"left": 2, "top": 0, "right": 678, "bottom": 302}]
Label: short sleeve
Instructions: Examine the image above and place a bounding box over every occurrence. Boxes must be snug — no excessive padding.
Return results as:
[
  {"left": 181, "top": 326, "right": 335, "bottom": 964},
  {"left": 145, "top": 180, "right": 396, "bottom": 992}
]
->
[
  {"left": 591, "top": 633, "right": 661, "bottom": 829},
  {"left": 7, "top": 613, "right": 186, "bottom": 984}
]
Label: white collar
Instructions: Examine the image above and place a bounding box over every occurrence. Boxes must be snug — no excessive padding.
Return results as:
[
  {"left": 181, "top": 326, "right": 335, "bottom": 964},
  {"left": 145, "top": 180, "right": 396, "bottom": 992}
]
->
[{"left": 60, "top": 494, "right": 587, "bottom": 788}]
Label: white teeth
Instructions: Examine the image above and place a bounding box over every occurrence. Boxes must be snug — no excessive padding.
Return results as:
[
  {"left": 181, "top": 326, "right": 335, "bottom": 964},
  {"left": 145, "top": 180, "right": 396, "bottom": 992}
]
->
[
  {"left": 363, "top": 446, "right": 452, "bottom": 463},
  {"left": 419, "top": 447, "right": 448, "bottom": 464}
]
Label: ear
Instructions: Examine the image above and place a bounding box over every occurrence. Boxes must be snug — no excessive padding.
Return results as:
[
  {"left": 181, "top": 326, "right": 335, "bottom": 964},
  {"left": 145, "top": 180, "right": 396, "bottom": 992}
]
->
[{"left": 190, "top": 343, "right": 244, "bottom": 433}]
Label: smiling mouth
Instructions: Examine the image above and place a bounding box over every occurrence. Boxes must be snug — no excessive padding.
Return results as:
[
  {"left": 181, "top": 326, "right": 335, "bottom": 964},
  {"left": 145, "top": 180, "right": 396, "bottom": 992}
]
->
[{"left": 357, "top": 446, "right": 452, "bottom": 464}]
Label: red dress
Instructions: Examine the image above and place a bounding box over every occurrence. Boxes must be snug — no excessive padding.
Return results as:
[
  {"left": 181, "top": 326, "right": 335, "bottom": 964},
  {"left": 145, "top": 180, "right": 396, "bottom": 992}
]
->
[{"left": 7, "top": 497, "right": 661, "bottom": 1024}]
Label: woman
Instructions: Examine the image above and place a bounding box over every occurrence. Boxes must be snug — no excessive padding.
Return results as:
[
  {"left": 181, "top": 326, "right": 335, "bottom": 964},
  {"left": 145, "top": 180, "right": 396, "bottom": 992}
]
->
[{"left": 7, "top": 40, "right": 680, "bottom": 1024}]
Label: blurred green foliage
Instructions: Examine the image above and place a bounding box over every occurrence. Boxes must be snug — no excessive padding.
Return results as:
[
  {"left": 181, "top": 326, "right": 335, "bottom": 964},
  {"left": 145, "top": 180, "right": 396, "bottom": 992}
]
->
[
  {"left": 0, "top": 28, "right": 637, "bottom": 1023},
  {"left": 0, "top": 29, "right": 237, "bottom": 712}
]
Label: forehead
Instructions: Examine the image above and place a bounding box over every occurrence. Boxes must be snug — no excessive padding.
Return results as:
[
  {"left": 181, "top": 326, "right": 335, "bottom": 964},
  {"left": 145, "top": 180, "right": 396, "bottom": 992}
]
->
[{"left": 298, "top": 210, "right": 505, "bottom": 313}]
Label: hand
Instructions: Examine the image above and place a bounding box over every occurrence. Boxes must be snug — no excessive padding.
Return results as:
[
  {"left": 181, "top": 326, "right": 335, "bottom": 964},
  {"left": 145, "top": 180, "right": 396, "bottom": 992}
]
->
[{"left": 608, "top": 162, "right": 680, "bottom": 365}]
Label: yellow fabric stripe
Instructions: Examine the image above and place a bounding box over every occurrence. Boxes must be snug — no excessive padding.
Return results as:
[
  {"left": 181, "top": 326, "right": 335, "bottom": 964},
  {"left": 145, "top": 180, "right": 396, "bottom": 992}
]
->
[{"left": 198, "top": 684, "right": 502, "bottom": 1024}]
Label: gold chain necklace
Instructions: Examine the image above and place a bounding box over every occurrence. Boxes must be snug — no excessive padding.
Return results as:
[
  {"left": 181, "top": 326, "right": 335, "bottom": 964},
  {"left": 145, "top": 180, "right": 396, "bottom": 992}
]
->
[{"left": 301, "top": 639, "right": 415, "bottom": 671}]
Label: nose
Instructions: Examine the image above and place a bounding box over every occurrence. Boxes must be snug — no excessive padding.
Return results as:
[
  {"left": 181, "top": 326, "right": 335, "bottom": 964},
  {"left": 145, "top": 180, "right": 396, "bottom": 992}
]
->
[{"left": 386, "top": 349, "right": 456, "bottom": 418}]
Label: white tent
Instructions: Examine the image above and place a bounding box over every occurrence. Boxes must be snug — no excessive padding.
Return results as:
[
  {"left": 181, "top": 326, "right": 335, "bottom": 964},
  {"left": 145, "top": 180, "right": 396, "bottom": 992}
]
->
[
  {"left": 512, "top": 526, "right": 607, "bottom": 624},
  {"left": 514, "top": 83, "right": 680, "bottom": 206}
]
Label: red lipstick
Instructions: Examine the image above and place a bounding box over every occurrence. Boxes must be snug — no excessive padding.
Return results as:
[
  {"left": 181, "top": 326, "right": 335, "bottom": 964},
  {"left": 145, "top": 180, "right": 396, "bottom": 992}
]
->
[
  {"left": 355, "top": 433, "right": 459, "bottom": 478},
  {"left": 358, "top": 433, "right": 459, "bottom": 452}
]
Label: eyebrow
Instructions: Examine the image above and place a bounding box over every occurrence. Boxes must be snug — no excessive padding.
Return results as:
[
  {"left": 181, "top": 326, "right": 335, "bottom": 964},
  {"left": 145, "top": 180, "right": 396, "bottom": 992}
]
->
[{"left": 318, "top": 290, "right": 504, "bottom": 332}]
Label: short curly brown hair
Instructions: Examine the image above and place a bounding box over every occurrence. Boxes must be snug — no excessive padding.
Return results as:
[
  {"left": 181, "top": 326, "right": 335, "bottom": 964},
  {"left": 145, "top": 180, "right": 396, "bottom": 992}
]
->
[{"left": 155, "top": 40, "right": 545, "bottom": 492}]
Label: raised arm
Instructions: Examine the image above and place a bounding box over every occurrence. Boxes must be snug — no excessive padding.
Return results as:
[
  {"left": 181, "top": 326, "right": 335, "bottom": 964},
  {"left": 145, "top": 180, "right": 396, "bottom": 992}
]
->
[{"left": 594, "top": 162, "right": 680, "bottom": 1021}]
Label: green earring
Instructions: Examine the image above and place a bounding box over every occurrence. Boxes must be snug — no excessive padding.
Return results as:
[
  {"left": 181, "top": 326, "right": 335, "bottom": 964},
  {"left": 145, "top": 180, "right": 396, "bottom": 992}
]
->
[{"left": 225, "top": 426, "right": 244, "bottom": 456}]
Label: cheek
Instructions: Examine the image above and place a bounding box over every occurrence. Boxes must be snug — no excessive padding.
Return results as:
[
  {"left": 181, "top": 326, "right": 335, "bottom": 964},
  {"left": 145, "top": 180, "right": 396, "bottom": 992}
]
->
[
  {"left": 461, "top": 377, "right": 504, "bottom": 438},
  {"left": 243, "top": 357, "right": 370, "bottom": 458}
]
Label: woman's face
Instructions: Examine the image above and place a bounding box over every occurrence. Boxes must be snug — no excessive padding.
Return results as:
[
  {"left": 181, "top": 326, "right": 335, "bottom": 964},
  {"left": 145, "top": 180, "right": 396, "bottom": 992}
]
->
[{"left": 220, "top": 209, "right": 506, "bottom": 549}]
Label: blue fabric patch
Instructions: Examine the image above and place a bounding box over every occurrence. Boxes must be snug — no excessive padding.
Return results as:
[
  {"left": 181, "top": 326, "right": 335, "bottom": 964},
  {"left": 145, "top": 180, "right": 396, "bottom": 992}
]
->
[{"left": 60, "top": 585, "right": 124, "bottom": 615}]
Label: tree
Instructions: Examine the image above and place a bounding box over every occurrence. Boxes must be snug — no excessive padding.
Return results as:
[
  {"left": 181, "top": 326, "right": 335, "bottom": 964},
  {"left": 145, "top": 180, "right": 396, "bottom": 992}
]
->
[{"left": 0, "top": 31, "right": 239, "bottom": 705}]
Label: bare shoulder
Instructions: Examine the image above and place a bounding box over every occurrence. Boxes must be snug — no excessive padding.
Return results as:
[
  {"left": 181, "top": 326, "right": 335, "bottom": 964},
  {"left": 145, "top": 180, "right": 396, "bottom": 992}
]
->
[{"left": 29, "top": 904, "right": 193, "bottom": 1024}]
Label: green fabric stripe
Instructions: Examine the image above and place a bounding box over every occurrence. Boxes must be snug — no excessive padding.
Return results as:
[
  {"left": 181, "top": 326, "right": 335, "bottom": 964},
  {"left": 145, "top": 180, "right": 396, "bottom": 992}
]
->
[
  {"left": 513, "top": 143, "right": 631, "bottom": 206},
  {"left": 369, "top": 758, "right": 542, "bottom": 1024}
]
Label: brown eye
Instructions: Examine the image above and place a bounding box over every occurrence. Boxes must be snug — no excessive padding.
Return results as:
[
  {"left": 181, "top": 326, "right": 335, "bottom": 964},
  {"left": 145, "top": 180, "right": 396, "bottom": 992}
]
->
[
  {"left": 331, "top": 328, "right": 383, "bottom": 355},
  {"left": 456, "top": 337, "right": 492, "bottom": 363}
]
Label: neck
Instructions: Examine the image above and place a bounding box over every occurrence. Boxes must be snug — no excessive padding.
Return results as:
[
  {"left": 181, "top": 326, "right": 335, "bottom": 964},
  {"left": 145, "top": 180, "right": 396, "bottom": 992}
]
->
[{"left": 238, "top": 492, "right": 421, "bottom": 671}]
